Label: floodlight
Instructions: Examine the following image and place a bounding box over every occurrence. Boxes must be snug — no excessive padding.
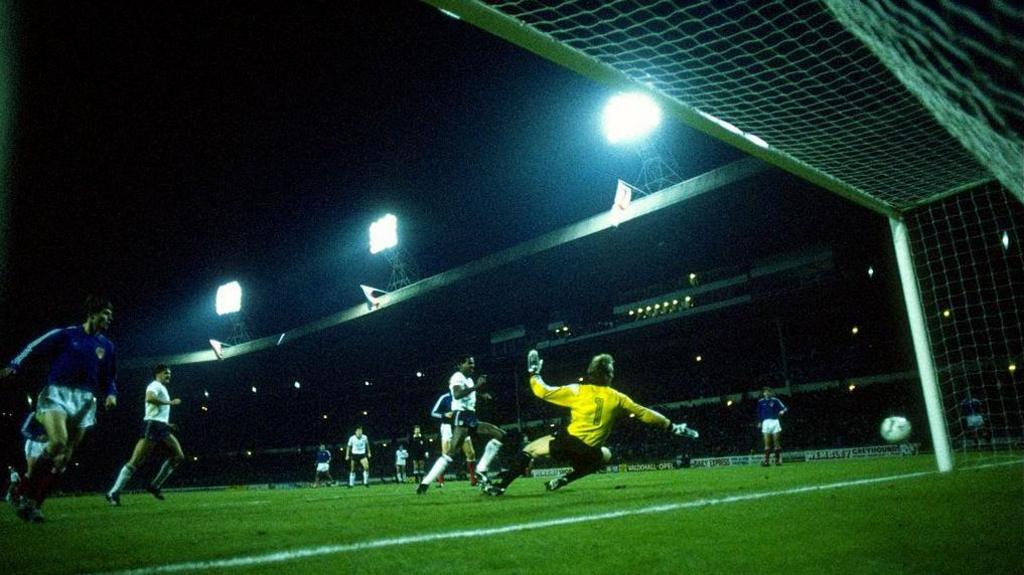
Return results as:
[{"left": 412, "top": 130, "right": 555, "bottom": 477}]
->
[
  {"left": 1002, "top": 231, "right": 1010, "bottom": 250},
  {"left": 369, "top": 214, "right": 398, "bottom": 254},
  {"left": 602, "top": 92, "right": 662, "bottom": 144},
  {"left": 216, "top": 281, "right": 242, "bottom": 315}
]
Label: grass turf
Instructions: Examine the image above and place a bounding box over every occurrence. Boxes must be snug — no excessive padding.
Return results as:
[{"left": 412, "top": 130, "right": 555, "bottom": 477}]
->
[{"left": 1, "top": 455, "right": 1021, "bottom": 574}]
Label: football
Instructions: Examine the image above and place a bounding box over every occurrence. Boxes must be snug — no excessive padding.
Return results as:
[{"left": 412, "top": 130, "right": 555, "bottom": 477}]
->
[{"left": 880, "top": 416, "right": 912, "bottom": 443}]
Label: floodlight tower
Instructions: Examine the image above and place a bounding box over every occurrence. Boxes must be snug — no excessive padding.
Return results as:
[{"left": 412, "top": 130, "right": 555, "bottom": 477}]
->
[
  {"left": 602, "top": 92, "right": 680, "bottom": 194},
  {"left": 369, "top": 213, "right": 419, "bottom": 291},
  {"left": 216, "top": 280, "right": 251, "bottom": 345}
]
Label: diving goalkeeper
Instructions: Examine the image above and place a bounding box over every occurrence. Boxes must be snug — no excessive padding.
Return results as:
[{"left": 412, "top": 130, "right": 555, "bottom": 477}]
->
[{"left": 484, "top": 350, "right": 698, "bottom": 495}]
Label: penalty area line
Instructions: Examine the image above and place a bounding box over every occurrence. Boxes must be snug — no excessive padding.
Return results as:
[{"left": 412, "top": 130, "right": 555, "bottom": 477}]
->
[{"left": 93, "top": 461, "right": 1022, "bottom": 575}]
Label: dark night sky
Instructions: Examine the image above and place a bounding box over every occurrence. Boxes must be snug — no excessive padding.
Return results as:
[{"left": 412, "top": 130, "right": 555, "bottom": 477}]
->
[{"left": 0, "top": 1, "right": 908, "bottom": 466}]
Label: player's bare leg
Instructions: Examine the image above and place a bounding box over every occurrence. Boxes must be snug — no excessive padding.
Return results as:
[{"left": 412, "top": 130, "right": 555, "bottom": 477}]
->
[
  {"left": 15, "top": 410, "right": 70, "bottom": 521},
  {"left": 108, "top": 439, "right": 153, "bottom": 505},
  {"left": 148, "top": 434, "right": 184, "bottom": 498}
]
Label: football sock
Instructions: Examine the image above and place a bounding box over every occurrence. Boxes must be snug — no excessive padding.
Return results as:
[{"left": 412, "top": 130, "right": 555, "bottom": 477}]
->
[
  {"left": 764, "top": 449, "right": 771, "bottom": 464},
  {"left": 467, "top": 460, "right": 477, "bottom": 485},
  {"left": 349, "top": 472, "right": 356, "bottom": 487},
  {"left": 563, "top": 457, "right": 603, "bottom": 485},
  {"left": 774, "top": 447, "right": 782, "bottom": 463},
  {"left": 422, "top": 455, "right": 451, "bottom": 485},
  {"left": 152, "top": 459, "right": 176, "bottom": 489},
  {"left": 477, "top": 439, "right": 502, "bottom": 473},
  {"left": 22, "top": 450, "right": 57, "bottom": 503},
  {"left": 363, "top": 470, "right": 369, "bottom": 485},
  {"left": 109, "top": 463, "right": 136, "bottom": 494},
  {"left": 497, "top": 451, "right": 533, "bottom": 489}
]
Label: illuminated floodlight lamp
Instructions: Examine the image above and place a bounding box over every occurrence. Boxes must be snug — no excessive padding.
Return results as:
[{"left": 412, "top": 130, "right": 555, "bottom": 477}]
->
[
  {"left": 369, "top": 214, "right": 398, "bottom": 254},
  {"left": 1002, "top": 231, "right": 1010, "bottom": 250},
  {"left": 602, "top": 92, "right": 662, "bottom": 144},
  {"left": 216, "top": 281, "right": 242, "bottom": 315}
]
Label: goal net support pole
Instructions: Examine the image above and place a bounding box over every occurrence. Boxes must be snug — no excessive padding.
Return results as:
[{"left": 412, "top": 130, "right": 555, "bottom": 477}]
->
[{"left": 890, "top": 217, "right": 953, "bottom": 472}]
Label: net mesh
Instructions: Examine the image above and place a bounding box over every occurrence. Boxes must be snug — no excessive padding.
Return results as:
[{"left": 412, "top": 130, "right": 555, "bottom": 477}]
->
[
  {"left": 906, "top": 184, "right": 1024, "bottom": 461},
  {"left": 471, "top": 0, "right": 1018, "bottom": 210}
]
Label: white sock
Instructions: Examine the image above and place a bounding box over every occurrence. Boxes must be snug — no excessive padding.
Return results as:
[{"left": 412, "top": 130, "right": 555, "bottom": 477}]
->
[
  {"left": 477, "top": 439, "right": 503, "bottom": 473},
  {"left": 109, "top": 464, "right": 135, "bottom": 495},
  {"left": 363, "top": 470, "right": 369, "bottom": 485},
  {"left": 420, "top": 455, "right": 451, "bottom": 485},
  {"left": 349, "top": 472, "right": 355, "bottom": 487}
]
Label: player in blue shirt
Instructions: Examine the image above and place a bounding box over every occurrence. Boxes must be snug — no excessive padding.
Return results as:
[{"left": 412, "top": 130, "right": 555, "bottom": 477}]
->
[
  {"left": 961, "top": 391, "right": 987, "bottom": 447},
  {"left": 1, "top": 295, "right": 117, "bottom": 522},
  {"left": 314, "top": 444, "right": 334, "bottom": 487},
  {"left": 757, "top": 387, "right": 788, "bottom": 466}
]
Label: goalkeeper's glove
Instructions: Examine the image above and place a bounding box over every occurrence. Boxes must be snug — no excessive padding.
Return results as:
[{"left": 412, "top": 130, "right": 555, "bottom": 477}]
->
[
  {"left": 671, "top": 422, "right": 699, "bottom": 439},
  {"left": 527, "top": 349, "right": 543, "bottom": 374}
]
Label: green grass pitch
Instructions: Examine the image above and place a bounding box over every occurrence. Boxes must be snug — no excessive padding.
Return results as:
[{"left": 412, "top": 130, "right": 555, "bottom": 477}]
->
[{"left": 2, "top": 456, "right": 1021, "bottom": 574}]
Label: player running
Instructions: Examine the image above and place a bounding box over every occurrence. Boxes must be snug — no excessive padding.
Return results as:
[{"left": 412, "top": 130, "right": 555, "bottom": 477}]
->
[
  {"left": 1, "top": 295, "right": 118, "bottom": 522},
  {"left": 106, "top": 364, "right": 185, "bottom": 505},
  {"left": 428, "top": 390, "right": 476, "bottom": 487},
  {"left": 485, "top": 350, "right": 698, "bottom": 495},
  {"left": 417, "top": 355, "right": 506, "bottom": 494}
]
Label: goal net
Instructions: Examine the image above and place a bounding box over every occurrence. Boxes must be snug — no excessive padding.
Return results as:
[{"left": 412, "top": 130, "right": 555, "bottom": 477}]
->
[
  {"left": 905, "top": 184, "right": 1024, "bottom": 461},
  {"left": 424, "top": 0, "right": 1023, "bottom": 467}
]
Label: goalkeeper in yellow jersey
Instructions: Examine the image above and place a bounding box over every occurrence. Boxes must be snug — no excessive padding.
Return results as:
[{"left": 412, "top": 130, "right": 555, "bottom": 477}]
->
[{"left": 484, "top": 350, "right": 698, "bottom": 495}]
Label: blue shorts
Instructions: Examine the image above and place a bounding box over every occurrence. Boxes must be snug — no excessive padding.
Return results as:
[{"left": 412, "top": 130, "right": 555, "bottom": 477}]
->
[
  {"left": 144, "top": 420, "right": 172, "bottom": 442},
  {"left": 452, "top": 411, "right": 478, "bottom": 429}
]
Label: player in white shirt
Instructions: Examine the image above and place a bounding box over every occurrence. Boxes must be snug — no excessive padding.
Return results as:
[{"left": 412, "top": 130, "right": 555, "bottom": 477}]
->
[
  {"left": 417, "top": 355, "right": 507, "bottom": 494},
  {"left": 345, "top": 426, "right": 372, "bottom": 487},
  {"left": 430, "top": 391, "right": 476, "bottom": 487},
  {"left": 394, "top": 444, "right": 409, "bottom": 483},
  {"left": 105, "top": 364, "right": 185, "bottom": 505}
]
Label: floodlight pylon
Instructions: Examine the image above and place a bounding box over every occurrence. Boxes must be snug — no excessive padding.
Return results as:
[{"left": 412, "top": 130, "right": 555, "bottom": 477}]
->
[
  {"left": 226, "top": 312, "right": 251, "bottom": 346},
  {"left": 632, "top": 138, "right": 681, "bottom": 195},
  {"left": 383, "top": 246, "right": 419, "bottom": 291}
]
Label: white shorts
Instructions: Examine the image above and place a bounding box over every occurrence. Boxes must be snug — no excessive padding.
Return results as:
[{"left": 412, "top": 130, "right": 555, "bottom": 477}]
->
[
  {"left": 761, "top": 419, "right": 782, "bottom": 435},
  {"left": 440, "top": 423, "right": 453, "bottom": 442},
  {"left": 965, "top": 414, "right": 984, "bottom": 430},
  {"left": 37, "top": 385, "right": 97, "bottom": 429},
  {"left": 25, "top": 439, "right": 47, "bottom": 461},
  {"left": 316, "top": 463, "right": 330, "bottom": 473}
]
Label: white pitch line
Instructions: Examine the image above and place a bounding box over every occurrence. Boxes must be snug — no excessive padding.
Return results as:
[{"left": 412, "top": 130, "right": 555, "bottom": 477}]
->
[{"left": 93, "top": 460, "right": 1022, "bottom": 575}]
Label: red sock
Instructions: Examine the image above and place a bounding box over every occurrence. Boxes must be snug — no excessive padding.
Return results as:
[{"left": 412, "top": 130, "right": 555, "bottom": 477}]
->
[
  {"left": 468, "top": 461, "right": 477, "bottom": 486},
  {"left": 437, "top": 472, "right": 445, "bottom": 484},
  {"left": 25, "top": 463, "right": 57, "bottom": 504}
]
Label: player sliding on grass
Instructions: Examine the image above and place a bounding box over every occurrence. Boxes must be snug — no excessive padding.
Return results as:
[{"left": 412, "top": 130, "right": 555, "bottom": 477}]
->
[{"left": 485, "top": 350, "right": 698, "bottom": 495}]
